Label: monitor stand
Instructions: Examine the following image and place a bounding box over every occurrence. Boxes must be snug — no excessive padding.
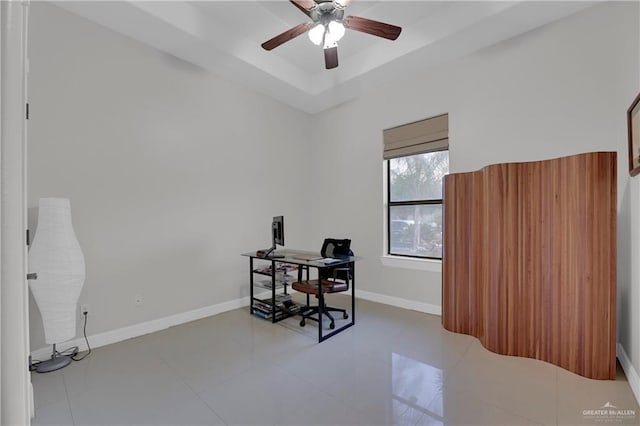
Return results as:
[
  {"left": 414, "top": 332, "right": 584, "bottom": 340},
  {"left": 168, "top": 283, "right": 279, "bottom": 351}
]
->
[{"left": 262, "top": 246, "right": 285, "bottom": 259}]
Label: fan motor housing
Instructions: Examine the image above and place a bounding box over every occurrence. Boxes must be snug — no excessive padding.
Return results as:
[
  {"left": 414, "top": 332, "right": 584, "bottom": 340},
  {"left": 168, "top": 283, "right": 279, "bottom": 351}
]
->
[{"left": 312, "top": 1, "right": 345, "bottom": 23}]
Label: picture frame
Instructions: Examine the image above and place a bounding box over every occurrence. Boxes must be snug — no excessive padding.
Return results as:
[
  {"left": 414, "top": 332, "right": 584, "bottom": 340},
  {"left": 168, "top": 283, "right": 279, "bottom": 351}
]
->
[{"left": 628, "top": 92, "right": 640, "bottom": 176}]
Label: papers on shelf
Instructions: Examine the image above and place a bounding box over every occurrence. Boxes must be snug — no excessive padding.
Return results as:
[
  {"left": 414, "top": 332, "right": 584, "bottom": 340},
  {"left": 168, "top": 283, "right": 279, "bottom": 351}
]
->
[
  {"left": 256, "top": 277, "right": 293, "bottom": 288},
  {"left": 254, "top": 264, "right": 298, "bottom": 274},
  {"left": 252, "top": 296, "right": 301, "bottom": 320}
]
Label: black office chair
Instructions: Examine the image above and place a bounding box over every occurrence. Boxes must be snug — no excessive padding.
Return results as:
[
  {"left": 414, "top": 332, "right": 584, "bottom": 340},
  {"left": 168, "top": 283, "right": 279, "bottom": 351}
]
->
[{"left": 292, "top": 238, "right": 353, "bottom": 330}]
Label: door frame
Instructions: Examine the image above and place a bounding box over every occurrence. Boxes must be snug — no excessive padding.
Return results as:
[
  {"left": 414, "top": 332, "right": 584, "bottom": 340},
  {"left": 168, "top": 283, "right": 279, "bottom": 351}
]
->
[{"left": 1, "top": 0, "right": 32, "bottom": 423}]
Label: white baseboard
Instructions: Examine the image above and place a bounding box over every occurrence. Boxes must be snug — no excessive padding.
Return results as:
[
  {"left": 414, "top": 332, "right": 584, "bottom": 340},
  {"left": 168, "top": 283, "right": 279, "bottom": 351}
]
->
[
  {"left": 31, "top": 289, "right": 442, "bottom": 360},
  {"left": 617, "top": 343, "right": 640, "bottom": 406},
  {"left": 31, "top": 296, "right": 251, "bottom": 360},
  {"left": 356, "top": 289, "right": 442, "bottom": 316}
]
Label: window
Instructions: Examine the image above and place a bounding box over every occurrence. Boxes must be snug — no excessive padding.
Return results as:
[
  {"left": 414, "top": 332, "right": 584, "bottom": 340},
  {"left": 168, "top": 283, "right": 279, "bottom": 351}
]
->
[
  {"left": 387, "top": 151, "right": 448, "bottom": 259},
  {"left": 384, "top": 114, "right": 449, "bottom": 260}
]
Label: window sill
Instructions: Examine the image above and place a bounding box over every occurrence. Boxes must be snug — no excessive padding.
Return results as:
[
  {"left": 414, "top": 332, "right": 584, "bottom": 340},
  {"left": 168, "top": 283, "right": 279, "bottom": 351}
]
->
[{"left": 380, "top": 255, "right": 442, "bottom": 272}]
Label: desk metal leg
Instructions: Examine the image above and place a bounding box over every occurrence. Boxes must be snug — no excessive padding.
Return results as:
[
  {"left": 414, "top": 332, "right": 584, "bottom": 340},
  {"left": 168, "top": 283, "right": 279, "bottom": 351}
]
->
[
  {"left": 318, "top": 262, "right": 356, "bottom": 343},
  {"left": 271, "top": 259, "right": 277, "bottom": 323},
  {"left": 249, "top": 257, "right": 254, "bottom": 315},
  {"left": 318, "top": 267, "right": 324, "bottom": 343},
  {"left": 306, "top": 266, "right": 310, "bottom": 306},
  {"left": 351, "top": 262, "right": 355, "bottom": 325}
]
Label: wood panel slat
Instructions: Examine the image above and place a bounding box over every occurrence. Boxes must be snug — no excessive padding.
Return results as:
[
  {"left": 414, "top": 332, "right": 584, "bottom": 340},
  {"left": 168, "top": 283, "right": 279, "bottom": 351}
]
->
[{"left": 442, "top": 151, "right": 616, "bottom": 380}]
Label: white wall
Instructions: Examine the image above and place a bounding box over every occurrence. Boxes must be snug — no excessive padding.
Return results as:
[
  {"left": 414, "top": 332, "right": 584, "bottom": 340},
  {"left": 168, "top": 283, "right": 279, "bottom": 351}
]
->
[
  {"left": 310, "top": 0, "right": 639, "bottom": 366},
  {"left": 27, "top": 3, "right": 313, "bottom": 349}
]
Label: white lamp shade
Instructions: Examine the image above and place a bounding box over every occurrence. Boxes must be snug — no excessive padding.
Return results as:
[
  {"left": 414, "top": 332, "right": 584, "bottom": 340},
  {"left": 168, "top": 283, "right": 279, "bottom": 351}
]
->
[{"left": 29, "top": 198, "right": 85, "bottom": 345}]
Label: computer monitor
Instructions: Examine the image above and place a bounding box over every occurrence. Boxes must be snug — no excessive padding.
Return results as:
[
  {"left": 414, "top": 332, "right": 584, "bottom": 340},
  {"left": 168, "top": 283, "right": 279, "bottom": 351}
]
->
[
  {"left": 260, "top": 216, "right": 284, "bottom": 258},
  {"left": 272, "top": 216, "right": 284, "bottom": 247}
]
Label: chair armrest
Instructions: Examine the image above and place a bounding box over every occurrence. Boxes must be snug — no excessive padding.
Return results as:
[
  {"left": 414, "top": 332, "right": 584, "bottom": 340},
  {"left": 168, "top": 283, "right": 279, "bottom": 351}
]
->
[
  {"left": 331, "top": 267, "right": 349, "bottom": 276},
  {"left": 331, "top": 267, "right": 350, "bottom": 284}
]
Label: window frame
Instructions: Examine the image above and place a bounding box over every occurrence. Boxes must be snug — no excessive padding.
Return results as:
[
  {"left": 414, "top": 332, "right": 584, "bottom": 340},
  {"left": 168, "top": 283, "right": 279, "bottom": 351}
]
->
[{"left": 386, "top": 149, "right": 448, "bottom": 260}]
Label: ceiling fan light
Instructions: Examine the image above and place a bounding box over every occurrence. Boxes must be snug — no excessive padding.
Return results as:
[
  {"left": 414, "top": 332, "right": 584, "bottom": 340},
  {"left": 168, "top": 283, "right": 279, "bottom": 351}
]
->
[
  {"left": 328, "top": 20, "right": 345, "bottom": 42},
  {"left": 308, "top": 23, "right": 325, "bottom": 46}
]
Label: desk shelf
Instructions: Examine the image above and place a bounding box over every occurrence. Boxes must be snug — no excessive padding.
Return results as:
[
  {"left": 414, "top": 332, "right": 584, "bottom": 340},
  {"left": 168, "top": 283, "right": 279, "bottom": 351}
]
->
[
  {"left": 248, "top": 258, "right": 298, "bottom": 323},
  {"left": 253, "top": 279, "right": 287, "bottom": 290}
]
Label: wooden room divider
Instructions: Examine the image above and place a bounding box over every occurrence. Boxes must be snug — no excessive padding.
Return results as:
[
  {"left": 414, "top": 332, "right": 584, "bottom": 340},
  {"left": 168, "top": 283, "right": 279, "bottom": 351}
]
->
[{"left": 442, "top": 151, "right": 617, "bottom": 379}]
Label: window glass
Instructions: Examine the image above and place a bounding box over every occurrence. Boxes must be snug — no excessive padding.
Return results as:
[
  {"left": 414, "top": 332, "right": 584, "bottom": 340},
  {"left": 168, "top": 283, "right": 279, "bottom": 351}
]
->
[
  {"left": 390, "top": 151, "right": 449, "bottom": 202},
  {"left": 389, "top": 205, "right": 443, "bottom": 258},
  {"left": 388, "top": 150, "right": 448, "bottom": 259}
]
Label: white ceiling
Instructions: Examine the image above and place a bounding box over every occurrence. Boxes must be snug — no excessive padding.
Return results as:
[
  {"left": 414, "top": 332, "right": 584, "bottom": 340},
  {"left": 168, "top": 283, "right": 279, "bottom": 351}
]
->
[{"left": 54, "top": 1, "right": 598, "bottom": 114}]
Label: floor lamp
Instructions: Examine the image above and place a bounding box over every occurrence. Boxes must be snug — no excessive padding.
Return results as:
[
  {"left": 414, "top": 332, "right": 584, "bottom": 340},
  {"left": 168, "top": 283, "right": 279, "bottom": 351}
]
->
[{"left": 29, "top": 198, "right": 85, "bottom": 373}]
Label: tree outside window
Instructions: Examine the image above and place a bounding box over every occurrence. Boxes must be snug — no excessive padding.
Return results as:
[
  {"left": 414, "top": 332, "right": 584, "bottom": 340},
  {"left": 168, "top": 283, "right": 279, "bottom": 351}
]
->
[{"left": 388, "top": 150, "right": 449, "bottom": 259}]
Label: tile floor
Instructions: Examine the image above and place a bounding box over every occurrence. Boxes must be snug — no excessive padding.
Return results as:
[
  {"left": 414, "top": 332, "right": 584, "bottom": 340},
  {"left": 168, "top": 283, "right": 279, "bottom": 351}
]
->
[{"left": 31, "top": 296, "right": 639, "bottom": 425}]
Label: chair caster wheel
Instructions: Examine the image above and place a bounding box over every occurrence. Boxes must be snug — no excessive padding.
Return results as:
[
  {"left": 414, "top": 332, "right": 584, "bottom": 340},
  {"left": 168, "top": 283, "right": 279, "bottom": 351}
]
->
[
  {"left": 343, "top": 313, "right": 349, "bottom": 319},
  {"left": 300, "top": 320, "right": 305, "bottom": 327},
  {"left": 329, "top": 322, "right": 335, "bottom": 330}
]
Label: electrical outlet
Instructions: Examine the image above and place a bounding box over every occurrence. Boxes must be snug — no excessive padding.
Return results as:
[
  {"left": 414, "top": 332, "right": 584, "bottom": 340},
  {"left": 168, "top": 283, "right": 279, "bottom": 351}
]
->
[
  {"left": 135, "top": 295, "right": 142, "bottom": 306},
  {"left": 80, "top": 304, "right": 89, "bottom": 315}
]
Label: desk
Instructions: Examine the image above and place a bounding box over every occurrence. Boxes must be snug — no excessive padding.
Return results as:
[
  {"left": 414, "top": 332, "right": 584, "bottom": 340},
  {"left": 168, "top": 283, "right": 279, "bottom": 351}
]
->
[{"left": 241, "top": 249, "right": 357, "bottom": 342}]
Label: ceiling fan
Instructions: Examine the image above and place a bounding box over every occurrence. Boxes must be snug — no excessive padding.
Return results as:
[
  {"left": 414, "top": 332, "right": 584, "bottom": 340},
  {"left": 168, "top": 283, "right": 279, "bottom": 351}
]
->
[{"left": 261, "top": 0, "right": 402, "bottom": 70}]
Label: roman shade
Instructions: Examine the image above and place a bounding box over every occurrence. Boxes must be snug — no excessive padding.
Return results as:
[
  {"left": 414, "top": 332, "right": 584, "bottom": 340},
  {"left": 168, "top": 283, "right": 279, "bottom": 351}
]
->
[{"left": 383, "top": 113, "right": 448, "bottom": 159}]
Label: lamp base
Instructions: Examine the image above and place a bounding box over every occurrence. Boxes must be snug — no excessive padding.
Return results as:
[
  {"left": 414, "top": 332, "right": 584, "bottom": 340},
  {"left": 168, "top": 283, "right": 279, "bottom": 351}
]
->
[
  {"left": 34, "top": 344, "right": 73, "bottom": 373},
  {"left": 35, "top": 354, "right": 72, "bottom": 373}
]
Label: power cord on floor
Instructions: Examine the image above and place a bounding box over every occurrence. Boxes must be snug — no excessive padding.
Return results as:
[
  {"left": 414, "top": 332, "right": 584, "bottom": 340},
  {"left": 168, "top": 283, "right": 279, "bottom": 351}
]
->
[{"left": 28, "top": 311, "right": 91, "bottom": 371}]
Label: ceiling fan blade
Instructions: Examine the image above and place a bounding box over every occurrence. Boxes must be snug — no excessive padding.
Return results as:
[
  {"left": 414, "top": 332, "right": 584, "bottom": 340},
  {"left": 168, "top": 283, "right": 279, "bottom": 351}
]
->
[
  {"left": 290, "top": 0, "right": 316, "bottom": 17},
  {"left": 324, "top": 46, "right": 338, "bottom": 69},
  {"left": 261, "top": 23, "right": 311, "bottom": 51},
  {"left": 344, "top": 15, "right": 402, "bottom": 40}
]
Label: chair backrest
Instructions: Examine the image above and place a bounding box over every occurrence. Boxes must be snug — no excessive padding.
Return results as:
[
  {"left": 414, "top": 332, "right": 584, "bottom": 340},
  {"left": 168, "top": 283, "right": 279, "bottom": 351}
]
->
[
  {"left": 321, "top": 238, "right": 352, "bottom": 258},
  {"left": 320, "top": 238, "right": 354, "bottom": 283}
]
